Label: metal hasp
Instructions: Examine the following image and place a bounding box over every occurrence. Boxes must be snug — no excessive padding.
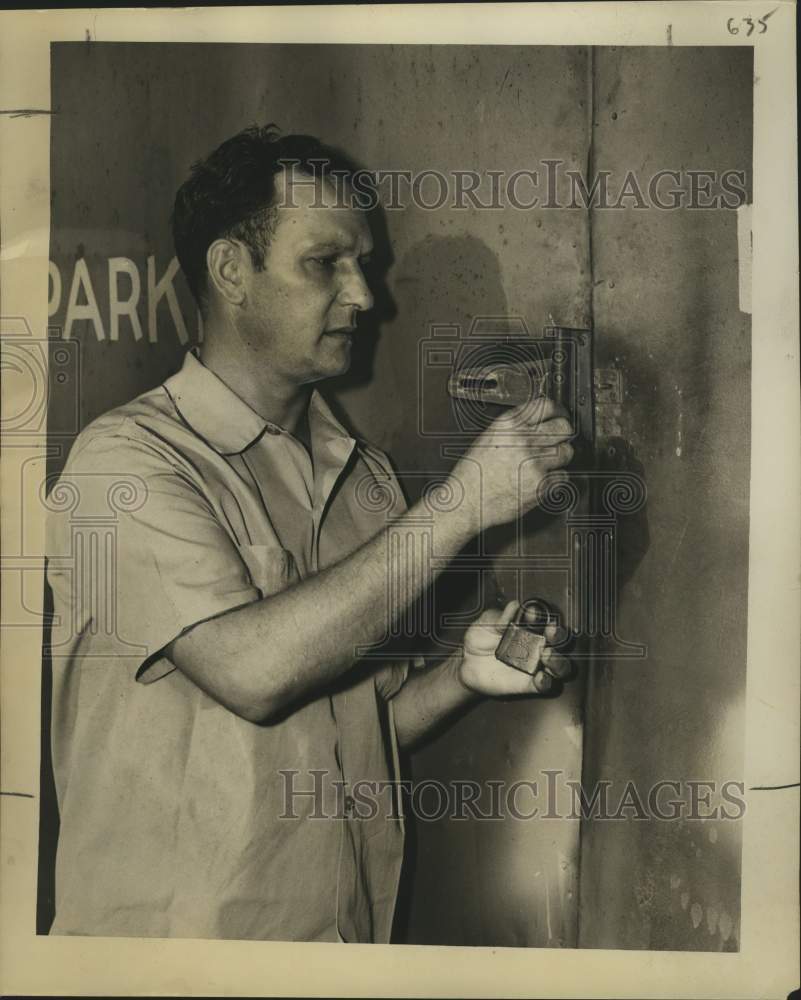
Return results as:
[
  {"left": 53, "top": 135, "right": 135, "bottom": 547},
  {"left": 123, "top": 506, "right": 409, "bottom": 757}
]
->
[
  {"left": 445, "top": 325, "right": 596, "bottom": 450},
  {"left": 543, "top": 325, "right": 595, "bottom": 448},
  {"left": 447, "top": 359, "right": 549, "bottom": 407}
]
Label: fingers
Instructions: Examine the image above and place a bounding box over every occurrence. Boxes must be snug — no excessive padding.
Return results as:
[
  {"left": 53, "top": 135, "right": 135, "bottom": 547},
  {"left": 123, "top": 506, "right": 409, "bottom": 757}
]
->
[
  {"left": 490, "top": 406, "right": 575, "bottom": 473},
  {"left": 492, "top": 400, "right": 572, "bottom": 434},
  {"left": 486, "top": 430, "right": 574, "bottom": 471},
  {"left": 529, "top": 436, "right": 574, "bottom": 473},
  {"left": 533, "top": 397, "right": 570, "bottom": 422},
  {"left": 506, "top": 412, "right": 574, "bottom": 440},
  {"left": 495, "top": 599, "right": 521, "bottom": 634},
  {"left": 532, "top": 670, "right": 553, "bottom": 694},
  {"left": 474, "top": 600, "right": 520, "bottom": 633},
  {"left": 540, "top": 417, "right": 574, "bottom": 439},
  {"left": 464, "top": 601, "right": 521, "bottom": 656},
  {"left": 539, "top": 648, "right": 573, "bottom": 681}
]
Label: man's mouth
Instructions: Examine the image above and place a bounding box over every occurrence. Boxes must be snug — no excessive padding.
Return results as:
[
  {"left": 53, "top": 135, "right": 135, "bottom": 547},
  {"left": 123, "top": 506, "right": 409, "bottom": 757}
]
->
[{"left": 324, "top": 326, "right": 356, "bottom": 336}]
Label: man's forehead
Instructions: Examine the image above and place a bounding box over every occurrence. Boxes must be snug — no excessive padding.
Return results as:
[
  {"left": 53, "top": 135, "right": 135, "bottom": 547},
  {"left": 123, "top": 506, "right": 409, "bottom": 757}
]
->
[{"left": 272, "top": 170, "right": 371, "bottom": 249}]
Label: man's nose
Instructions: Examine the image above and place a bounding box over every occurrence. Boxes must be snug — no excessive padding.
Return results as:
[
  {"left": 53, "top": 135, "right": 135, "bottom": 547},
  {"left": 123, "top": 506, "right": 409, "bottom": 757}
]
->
[{"left": 339, "top": 264, "right": 374, "bottom": 313}]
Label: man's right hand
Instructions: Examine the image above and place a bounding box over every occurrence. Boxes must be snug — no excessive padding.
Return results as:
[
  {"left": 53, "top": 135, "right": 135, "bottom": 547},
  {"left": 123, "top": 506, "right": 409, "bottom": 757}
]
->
[{"left": 448, "top": 398, "right": 575, "bottom": 534}]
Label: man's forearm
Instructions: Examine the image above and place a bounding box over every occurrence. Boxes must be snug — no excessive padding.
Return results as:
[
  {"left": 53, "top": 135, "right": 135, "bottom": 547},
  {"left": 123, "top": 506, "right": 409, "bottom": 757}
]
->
[
  {"left": 391, "top": 649, "right": 482, "bottom": 751},
  {"left": 168, "top": 492, "right": 478, "bottom": 722}
]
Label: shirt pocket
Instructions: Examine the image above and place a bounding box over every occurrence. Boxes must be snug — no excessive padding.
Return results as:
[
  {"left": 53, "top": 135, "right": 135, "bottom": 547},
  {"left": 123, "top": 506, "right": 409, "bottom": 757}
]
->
[{"left": 236, "top": 543, "right": 299, "bottom": 598}]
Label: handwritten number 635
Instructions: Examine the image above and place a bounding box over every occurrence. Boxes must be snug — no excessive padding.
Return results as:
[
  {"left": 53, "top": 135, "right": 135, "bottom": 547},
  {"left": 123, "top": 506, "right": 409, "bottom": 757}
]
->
[{"left": 726, "top": 9, "right": 778, "bottom": 35}]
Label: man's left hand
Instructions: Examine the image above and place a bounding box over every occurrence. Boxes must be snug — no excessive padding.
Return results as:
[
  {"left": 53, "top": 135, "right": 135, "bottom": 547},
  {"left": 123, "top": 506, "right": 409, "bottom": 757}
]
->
[{"left": 458, "top": 600, "right": 572, "bottom": 697}]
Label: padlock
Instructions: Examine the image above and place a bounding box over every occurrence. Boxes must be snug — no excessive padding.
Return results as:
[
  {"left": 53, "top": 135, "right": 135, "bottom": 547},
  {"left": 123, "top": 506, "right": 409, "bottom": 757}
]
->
[{"left": 495, "top": 598, "right": 555, "bottom": 675}]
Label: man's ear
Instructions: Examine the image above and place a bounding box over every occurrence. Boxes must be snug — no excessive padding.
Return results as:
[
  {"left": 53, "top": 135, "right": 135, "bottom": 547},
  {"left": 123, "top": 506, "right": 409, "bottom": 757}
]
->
[{"left": 206, "top": 239, "right": 247, "bottom": 307}]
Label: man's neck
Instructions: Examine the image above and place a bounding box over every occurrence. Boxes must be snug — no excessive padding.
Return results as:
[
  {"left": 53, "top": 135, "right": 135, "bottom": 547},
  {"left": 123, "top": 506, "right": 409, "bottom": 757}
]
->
[{"left": 198, "top": 339, "right": 313, "bottom": 442}]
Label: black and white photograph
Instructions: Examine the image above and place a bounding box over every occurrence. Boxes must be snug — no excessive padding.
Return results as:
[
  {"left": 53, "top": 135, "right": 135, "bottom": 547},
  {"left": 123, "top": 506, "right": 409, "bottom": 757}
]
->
[{"left": 1, "top": 5, "right": 798, "bottom": 998}]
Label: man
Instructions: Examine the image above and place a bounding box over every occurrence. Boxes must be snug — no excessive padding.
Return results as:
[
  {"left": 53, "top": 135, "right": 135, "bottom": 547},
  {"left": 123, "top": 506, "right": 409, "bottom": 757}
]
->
[{"left": 46, "top": 125, "right": 574, "bottom": 942}]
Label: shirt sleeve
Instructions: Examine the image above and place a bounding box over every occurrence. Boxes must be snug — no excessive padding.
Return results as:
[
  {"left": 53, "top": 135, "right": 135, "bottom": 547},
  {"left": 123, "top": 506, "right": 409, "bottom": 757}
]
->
[{"left": 46, "top": 429, "right": 262, "bottom": 684}]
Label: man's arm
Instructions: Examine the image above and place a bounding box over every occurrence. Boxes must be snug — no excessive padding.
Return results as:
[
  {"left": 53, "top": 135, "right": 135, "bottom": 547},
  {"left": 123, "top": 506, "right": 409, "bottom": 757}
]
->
[
  {"left": 167, "top": 500, "right": 476, "bottom": 722},
  {"left": 167, "top": 401, "right": 574, "bottom": 724}
]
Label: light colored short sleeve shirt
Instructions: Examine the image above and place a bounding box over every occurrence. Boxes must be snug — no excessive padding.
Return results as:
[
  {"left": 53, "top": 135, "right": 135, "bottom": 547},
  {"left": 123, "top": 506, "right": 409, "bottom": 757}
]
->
[{"left": 46, "top": 349, "right": 413, "bottom": 942}]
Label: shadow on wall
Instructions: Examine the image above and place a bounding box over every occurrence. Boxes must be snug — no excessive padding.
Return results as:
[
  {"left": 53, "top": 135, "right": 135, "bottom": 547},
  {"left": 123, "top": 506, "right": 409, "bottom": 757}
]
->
[
  {"left": 393, "top": 233, "right": 511, "bottom": 484},
  {"left": 387, "top": 233, "right": 514, "bottom": 651},
  {"left": 331, "top": 232, "right": 512, "bottom": 472},
  {"left": 381, "top": 234, "right": 517, "bottom": 943}
]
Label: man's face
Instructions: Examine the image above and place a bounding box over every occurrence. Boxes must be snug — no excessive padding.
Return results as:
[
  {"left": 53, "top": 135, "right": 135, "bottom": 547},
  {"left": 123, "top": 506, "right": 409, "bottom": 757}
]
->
[{"left": 237, "top": 170, "right": 374, "bottom": 385}]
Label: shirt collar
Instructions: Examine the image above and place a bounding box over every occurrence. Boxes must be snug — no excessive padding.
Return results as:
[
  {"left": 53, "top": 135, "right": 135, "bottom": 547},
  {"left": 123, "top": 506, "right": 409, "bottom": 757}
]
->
[{"left": 164, "top": 349, "right": 355, "bottom": 457}]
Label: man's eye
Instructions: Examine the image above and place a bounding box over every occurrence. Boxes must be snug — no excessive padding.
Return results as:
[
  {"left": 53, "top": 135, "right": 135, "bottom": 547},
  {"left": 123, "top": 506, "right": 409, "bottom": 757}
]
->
[{"left": 310, "top": 256, "right": 336, "bottom": 268}]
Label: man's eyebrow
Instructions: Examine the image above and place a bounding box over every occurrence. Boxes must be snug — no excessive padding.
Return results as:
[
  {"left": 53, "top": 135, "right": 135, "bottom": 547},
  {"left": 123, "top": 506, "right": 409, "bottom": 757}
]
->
[
  {"left": 304, "top": 241, "right": 350, "bottom": 253},
  {"left": 303, "top": 240, "right": 372, "bottom": 255}
]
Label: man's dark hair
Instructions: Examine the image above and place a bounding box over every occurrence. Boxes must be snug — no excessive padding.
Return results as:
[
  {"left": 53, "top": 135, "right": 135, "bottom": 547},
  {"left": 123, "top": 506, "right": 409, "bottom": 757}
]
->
[{"left": 172, "top": 124, "right": 360, "bottom": 309}]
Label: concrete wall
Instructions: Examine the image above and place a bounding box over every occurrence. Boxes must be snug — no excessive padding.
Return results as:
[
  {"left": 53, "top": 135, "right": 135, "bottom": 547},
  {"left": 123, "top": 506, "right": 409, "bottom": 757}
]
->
[{"left": 42, "top": 43, "right": 751, "bottom": 950}]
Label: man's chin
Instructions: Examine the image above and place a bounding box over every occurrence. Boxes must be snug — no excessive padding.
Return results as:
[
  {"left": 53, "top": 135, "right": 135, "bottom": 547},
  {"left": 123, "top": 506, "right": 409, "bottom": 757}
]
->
[{"left": 311, "top": 339, "right": 352, "bottom": 380}]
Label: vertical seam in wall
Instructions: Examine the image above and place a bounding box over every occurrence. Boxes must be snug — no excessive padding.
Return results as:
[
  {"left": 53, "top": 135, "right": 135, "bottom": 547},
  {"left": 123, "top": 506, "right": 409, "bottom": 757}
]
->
[
  {"left": 586, "top": 45, "right": 597, "bottom": 331},
  {"left": 575, "top": 43, "right": 597, "bottom": 951}
]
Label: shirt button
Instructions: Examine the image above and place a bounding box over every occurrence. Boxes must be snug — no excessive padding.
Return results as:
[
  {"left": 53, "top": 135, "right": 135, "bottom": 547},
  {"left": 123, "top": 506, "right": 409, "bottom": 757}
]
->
[{"left": 344, "top": 794, "right": 356, "bottom": 817}]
